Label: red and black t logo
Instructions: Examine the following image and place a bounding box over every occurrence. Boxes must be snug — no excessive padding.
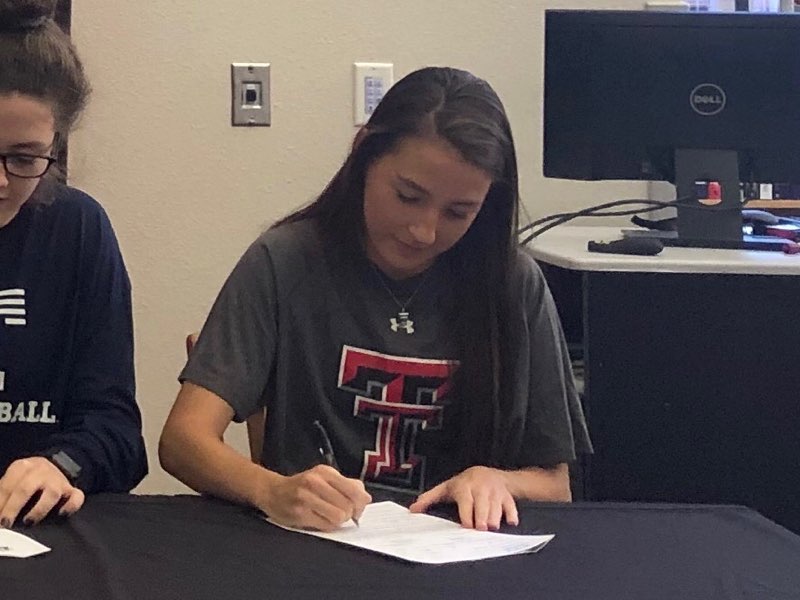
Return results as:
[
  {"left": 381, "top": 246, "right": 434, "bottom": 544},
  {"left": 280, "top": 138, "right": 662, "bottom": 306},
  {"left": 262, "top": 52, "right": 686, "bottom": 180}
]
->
[{"left": 338, "top": 346, "right": 458, "bottom": 491}]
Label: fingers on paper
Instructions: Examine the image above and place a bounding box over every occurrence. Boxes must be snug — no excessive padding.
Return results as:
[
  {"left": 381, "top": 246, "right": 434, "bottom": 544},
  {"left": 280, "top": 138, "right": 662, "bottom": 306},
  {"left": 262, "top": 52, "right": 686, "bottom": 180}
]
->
[
  {"left": 409, "top": 478, "right": 520, "bottom": 530},
  {"left": 408, "top": 482, "right": 447, "bottom": 513}
]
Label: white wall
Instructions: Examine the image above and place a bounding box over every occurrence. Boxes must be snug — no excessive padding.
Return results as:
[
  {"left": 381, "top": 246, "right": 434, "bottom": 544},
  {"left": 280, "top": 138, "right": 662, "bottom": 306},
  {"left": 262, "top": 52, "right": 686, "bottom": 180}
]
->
[{"left": 70, "top": 0, "right": 647, "bottom": 494}]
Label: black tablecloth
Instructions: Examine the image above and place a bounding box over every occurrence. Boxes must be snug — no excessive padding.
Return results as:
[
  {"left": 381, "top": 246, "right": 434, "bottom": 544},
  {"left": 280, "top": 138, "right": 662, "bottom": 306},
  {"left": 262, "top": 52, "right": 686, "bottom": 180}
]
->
[{"left": 2, "top": 493, "right": 799, "bottom": 600}]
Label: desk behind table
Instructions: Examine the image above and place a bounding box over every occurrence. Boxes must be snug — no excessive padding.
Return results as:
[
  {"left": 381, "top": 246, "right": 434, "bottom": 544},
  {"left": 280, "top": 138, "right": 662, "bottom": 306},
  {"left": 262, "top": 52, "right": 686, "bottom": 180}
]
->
[
  {"left": 529, "top": 226, "right": 800, "bottom": 533},
  {"left": 2, "top": 494, "right": 799, "bottom": 600}
]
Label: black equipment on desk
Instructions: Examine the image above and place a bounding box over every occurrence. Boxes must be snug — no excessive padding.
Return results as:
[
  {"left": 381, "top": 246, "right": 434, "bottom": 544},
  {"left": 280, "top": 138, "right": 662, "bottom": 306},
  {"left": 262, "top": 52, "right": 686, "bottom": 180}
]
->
[
  {"left": 623, "top": 209, "right": 800, "bottom": 252},
  {"left": 587, "top": 238, "right": 664, "bottom": 256}
]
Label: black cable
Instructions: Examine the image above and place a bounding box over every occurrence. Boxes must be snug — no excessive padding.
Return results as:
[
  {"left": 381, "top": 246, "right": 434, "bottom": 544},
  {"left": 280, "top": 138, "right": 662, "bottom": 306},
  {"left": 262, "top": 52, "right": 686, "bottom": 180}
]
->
[
  {"left": 519, "top": 198, "right": 675, "bottom": 246},
  {"left": 520, "top": 205, "right": 672, "bottom": 238},
  {"left": 518, "top": 195, "right": 742, "bottom": 246},
  {"left": 518, "top": 194, "right": 734, "bottom": 234},
  {"left": 518, "top": 198, "right": 671, "bottom": 235},
  {"left": 521, "top": 205, "right": 667, "bottom": 230}
]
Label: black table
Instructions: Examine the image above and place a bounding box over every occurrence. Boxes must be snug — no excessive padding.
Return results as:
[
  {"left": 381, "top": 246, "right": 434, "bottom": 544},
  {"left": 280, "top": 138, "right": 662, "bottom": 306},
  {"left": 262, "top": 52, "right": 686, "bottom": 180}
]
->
[{"left": 2, "top": 494, "right": 799, "bottom": 600}]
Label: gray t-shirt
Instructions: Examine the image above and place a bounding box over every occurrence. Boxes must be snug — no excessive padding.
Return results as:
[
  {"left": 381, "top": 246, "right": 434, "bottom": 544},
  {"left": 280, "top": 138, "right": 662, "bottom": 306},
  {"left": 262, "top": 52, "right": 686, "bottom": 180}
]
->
[{"left": 181, "top": 220, "right": 590, "bottom": 493}]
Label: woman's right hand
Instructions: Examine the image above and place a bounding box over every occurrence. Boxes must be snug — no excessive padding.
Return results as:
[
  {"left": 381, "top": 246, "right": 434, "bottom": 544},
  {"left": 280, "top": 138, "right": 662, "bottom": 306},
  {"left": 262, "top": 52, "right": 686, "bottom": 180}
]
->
[
  {"left": 160, "top": 383, "right": 371, "bottom": 531},
  {"left": 262, "top": 464, "right": 372, "bottom": 531}
]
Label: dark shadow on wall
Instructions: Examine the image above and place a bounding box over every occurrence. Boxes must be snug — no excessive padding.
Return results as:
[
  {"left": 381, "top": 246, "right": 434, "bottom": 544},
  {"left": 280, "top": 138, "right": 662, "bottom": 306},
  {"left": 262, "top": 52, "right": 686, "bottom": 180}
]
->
[{"left": 54, "top": 0, "right": 72, "bottom": 180}]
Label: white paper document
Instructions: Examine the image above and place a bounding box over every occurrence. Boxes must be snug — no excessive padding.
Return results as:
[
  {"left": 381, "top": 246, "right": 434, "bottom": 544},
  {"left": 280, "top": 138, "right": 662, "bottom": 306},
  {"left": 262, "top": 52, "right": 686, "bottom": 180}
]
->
[
  {"left": 0, "top": 529, "right": 51, "bottom": 559},
  {"left": 267, "top": 501, "right": 554, "bottom": 564}
]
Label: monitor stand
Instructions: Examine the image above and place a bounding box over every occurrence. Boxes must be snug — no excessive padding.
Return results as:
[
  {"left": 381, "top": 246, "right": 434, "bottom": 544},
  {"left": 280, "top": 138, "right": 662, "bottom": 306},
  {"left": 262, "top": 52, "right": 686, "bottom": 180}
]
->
[
  {"left": 674, "top": 148, "right": 743, "bottom": 243},
  {"left": 623, "top": 149, "right": 791, "bottom": 252}
]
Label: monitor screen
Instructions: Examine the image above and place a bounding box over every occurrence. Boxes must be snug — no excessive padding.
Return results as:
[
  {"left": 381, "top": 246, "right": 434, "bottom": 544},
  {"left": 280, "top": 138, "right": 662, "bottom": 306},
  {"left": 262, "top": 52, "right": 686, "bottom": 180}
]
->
[
  {"left": 543, "top": 9, "right": 800, "bottom": 245},
  {"left": 543, "top": 10, "right": 800, "bottom": 185}
]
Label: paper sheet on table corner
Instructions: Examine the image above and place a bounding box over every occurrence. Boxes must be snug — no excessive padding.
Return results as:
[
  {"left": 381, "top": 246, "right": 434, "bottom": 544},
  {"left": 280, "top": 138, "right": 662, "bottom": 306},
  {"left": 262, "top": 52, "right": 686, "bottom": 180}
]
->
[
  {"left": 0, "top": 529, "right": 51, "bottom": 559},
  {"left": 266, "top": 500, "right": 554, "bottom": 564}
]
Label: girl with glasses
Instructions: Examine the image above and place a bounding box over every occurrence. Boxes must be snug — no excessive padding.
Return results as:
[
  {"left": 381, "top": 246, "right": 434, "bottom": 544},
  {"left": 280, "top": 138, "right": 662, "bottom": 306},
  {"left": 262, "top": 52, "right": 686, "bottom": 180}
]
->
[{"left": 0, "top": 0, "right": 147, "bottom": 528}]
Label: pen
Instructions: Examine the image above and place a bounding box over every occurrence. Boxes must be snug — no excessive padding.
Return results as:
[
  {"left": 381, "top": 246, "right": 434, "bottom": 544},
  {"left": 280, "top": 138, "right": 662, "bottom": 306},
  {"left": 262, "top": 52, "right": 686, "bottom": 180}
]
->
[{"left": 312, "top": 420, "right": 359, "bottom": 527}]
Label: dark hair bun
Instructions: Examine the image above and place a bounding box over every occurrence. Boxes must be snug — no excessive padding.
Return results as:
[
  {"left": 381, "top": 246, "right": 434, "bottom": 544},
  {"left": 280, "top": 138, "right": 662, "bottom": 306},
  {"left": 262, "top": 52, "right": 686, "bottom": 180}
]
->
[{"left": 0, "top": 0, "right": 57, "bottom": 32}]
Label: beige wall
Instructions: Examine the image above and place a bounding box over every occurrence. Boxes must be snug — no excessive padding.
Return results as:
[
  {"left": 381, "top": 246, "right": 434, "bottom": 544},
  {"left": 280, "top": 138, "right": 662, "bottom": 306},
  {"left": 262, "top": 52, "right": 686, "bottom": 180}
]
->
[{"left": 70, "top": 0, "right": 646, "bottom": 494}]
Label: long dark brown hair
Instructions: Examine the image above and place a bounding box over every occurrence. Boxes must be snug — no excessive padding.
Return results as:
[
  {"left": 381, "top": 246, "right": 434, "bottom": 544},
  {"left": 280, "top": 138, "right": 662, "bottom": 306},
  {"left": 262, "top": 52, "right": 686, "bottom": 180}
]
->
[
  {"left": 0, "top": 0, "right": 90, "bottom": 195},
  {"left": 278, "top": 67, "right": 520, "bottom": 468}
]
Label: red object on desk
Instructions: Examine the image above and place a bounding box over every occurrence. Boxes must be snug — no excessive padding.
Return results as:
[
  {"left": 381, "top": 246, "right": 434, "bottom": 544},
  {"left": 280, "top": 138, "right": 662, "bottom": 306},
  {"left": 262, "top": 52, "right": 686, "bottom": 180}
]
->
[
  {"left": 765, "top": 224, "right": 800, "bottom": 241},
  {"left": 764, "top": 225, "right": 800, "bottom": 252}
]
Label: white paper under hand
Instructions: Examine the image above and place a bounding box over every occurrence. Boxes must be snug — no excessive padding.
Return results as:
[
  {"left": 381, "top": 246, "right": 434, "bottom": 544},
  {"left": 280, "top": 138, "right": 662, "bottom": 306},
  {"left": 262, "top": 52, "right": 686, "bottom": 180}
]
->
[
  {"left": 266, "top": 501, "right": 554, "bottom": 564},
  {"left": 0, "top": 529, "right": 51, "bottom": 559}
]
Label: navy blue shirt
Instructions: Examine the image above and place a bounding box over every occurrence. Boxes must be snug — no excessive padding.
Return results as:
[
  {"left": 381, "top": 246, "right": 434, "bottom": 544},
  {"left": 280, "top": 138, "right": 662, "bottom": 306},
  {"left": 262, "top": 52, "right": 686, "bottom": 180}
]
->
[{"left": 0, "top": 185, "right": 147, "bottom": 492}]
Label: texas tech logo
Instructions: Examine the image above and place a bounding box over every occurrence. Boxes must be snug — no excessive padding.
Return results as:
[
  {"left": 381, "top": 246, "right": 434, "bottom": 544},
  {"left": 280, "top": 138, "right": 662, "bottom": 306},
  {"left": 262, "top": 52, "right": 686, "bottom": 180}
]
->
[
  {"left": 0, "top": 289, "right": 26, "bottom": 326},
  {"left": 338, "top": 346, "right": 458, "bottom": 491}
]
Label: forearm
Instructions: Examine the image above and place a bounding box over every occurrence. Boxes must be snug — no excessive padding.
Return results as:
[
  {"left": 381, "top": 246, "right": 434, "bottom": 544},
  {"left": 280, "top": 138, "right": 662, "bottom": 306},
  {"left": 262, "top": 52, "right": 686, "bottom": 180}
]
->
[
  {"left": 158, "top": 427, "right": 281, "bottom": 513},
  {"left": 502, "top": 463, "right": 572, "bottom": 502}
]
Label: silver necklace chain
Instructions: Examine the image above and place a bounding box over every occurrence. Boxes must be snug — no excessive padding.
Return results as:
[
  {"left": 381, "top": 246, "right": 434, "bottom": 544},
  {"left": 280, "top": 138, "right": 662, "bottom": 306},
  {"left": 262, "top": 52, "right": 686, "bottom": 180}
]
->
[{"left": 370, "top": 263, "right": 428, "bottom": 334}]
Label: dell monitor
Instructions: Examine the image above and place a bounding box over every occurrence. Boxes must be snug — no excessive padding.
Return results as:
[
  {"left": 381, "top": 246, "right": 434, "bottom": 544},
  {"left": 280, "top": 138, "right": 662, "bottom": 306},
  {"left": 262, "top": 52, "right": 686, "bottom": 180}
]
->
[{"left": 543, "top": 10, "right": 800, "bottom": 247}]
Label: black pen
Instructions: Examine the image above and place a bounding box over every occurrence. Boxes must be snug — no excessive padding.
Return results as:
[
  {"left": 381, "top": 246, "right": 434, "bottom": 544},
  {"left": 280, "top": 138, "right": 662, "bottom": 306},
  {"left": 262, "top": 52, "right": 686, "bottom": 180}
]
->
[{"left": 313, "top": 420, "right": 359, "bottom": 527}]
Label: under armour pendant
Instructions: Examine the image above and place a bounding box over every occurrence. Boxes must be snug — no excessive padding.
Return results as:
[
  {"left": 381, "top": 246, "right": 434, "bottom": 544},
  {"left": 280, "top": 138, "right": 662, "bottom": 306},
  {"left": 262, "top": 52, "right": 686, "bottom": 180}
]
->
[{"left": 390, "top": 311, "right": 415, "bottom": 334}]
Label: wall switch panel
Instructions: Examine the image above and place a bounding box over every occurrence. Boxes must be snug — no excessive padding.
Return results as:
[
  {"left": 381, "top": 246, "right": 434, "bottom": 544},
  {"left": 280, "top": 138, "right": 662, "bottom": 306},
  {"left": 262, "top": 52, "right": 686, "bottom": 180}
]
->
[
  {"left": 353, "top": 62, "right": 393, "bottom": 126},
  {"left": 231, "top": 63, "right": 270, "bottom": 126}
]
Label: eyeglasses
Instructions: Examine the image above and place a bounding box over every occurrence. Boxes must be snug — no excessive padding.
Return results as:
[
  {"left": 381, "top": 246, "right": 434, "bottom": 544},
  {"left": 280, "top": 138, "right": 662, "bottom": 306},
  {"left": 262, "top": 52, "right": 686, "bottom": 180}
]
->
[{"left": 0, "top": 153, "right": 57, "bottom": 179}]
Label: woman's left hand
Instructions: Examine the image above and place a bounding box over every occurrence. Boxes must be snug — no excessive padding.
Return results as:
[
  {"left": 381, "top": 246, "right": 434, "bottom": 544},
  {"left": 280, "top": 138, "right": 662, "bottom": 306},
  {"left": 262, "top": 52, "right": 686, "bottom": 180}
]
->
[{"left": 408, "top": 466, "right": 519, "bottom": 530}]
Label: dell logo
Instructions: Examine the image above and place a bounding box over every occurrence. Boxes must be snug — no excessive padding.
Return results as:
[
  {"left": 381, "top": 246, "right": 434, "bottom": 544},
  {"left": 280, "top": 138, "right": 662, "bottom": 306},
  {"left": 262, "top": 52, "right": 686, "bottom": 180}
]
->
[
  {"left": 694, "top": 95, "right": 722, "bottom": 105},
  {"left": 689, "top": 84, "right": 726, "bottom": 116}
]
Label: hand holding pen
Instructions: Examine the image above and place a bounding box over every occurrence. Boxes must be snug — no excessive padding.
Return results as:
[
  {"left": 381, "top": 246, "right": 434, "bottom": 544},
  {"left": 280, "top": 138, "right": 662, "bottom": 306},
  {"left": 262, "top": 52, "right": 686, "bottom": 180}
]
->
[
  {"left": 313, "top": 420, "right": 363, "bottom": 527},
  {"left": 261, "top": 428, "right": 371, "bottom": 532}
]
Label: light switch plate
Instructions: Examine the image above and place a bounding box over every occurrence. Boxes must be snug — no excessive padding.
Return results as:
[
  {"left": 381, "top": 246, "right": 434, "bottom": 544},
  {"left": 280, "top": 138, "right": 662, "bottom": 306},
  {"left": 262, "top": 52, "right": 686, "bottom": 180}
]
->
[
  {"left": 353, "top": 62, "right": 393, "bottom": 126},
  {"left": 231, "top": 63, "right": 270, "bottom": 126}
]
